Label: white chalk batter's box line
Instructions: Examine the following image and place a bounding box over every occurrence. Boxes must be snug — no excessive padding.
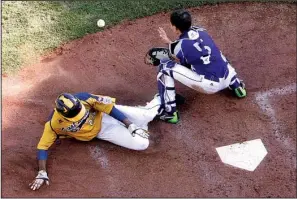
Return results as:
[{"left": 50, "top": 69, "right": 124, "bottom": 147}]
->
[
  {"left": 254, "top": 83, "right": 296, "bottom": 149},
  {"left": 88, "top": 145, "right": 109, "bottom": 169}
]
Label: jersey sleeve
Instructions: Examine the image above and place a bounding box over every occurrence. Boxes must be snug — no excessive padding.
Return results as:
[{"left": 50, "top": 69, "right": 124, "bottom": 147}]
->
[
  {"left": 37, "top": 121, "right": 58, "bottom": 150},
  {"left": 74, "top": 92, "right": 115, "bottom": 114},
  {"left": 109, "top": 106, "right": 127, "bottom": 122},
  {"left": 177, "top": 39, "right": 206, "bottom": 68},
  {"left": 88, "top": 94, "right": 115, "bottom": 114},
  {"left": 172, "top": 40, "right": 189, "bottom": 66}
]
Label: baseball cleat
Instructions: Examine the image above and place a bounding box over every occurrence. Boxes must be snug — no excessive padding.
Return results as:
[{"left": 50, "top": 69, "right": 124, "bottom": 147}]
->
[
  {"left": 229, "top": 80, "right": 247, "bottom": 98},
  {"left": 234, "top": 86, "right": 247, "bottom": 98},
  {"left": 156, "top": 111, "right": 179, "bottom": 124},
  {"left": 234, "top": 81, "right": 247, "bottom": 98}
]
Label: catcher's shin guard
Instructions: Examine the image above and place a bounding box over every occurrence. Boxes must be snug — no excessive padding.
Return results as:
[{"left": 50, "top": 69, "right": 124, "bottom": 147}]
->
[
  {"left": 154, "top": 93, "right": 185, "bottom": 106},
  {"left": 157, "top": 72, "right": 177, "bottom": 115}
]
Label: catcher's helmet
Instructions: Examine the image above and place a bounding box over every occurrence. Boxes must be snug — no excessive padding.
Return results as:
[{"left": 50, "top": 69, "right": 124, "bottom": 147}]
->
[
  {"left": 144, "top": 47, "right": 172, "bottom": 66},
  {"left": 55, "top": 93, "right": 87, "bottom": 122}
]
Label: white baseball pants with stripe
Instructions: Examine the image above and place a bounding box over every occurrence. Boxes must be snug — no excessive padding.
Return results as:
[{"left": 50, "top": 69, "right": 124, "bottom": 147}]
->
[
  {"left": 158, "top": 63, "right": 237, "bottom": 111},
  {"left": 96, "top": 101, "right": 160, "bottom": 151}
]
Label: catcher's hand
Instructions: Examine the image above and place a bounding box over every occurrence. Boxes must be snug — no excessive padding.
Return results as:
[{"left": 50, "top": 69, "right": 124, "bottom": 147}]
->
[
  {"left": 158, "top": 27, "right": 172, "bottom": 44},
  {"left": 128, "top": 124, "right": 149, "bottom": 139},
  {"left": 144, "top": 47, "right": 172, "bottom": 66},
  {"left": 29, "top": 170, "right": 49, "bottom": 191}
]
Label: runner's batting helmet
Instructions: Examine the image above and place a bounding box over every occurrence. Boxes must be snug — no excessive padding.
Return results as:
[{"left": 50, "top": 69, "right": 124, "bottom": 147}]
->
[{"left": 55, "top": 93, "right": 87, "bottom": 122}]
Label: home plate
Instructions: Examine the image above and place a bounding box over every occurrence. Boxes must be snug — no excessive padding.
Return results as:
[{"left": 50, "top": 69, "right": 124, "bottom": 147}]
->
[{"left": 216, "top": 139, "right": 268, "bottom": 171}]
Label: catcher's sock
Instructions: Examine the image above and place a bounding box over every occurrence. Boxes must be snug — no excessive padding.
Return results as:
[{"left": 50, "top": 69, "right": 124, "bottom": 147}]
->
[
  {"left": 229, "top": 76, "right": 247, "bottom": 98},
  {"left": 229, "top": 76, "right": 241, "bottom": 90}
]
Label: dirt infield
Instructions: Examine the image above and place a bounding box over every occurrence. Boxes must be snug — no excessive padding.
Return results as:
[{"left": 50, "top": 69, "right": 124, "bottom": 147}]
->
[{"left": 2, "top": 2, "right": 296, "bottom": 198}]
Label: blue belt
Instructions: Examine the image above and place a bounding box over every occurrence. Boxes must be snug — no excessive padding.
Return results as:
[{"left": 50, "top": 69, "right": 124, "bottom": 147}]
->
[
  {"left": 204, "top": 75, "right": 220, "bottom": 82},
  {"left": 204, "top": 69, "right": 229, "bottom": 83}
]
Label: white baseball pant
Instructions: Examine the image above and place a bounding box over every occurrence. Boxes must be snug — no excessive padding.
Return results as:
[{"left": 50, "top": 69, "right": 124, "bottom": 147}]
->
[
  {"left": 96, "top": 102, "right": 160, "bottom": 151},
  {"left": 158, "top": 62, "right": 237, "bottom": 110}
]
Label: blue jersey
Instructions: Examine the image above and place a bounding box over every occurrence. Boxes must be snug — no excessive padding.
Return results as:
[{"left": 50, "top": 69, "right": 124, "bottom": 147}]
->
[{"left": 170, "top": 26, "right": 229, "bottom": 79}]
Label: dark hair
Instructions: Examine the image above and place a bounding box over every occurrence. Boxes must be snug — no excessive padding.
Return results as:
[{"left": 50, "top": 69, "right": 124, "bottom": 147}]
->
[{"left": 170, "top": 9, "right": 192, "bottom": 32}]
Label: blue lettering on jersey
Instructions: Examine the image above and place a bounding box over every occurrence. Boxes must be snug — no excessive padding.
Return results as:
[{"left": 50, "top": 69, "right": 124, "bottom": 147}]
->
[{"left": 61, "top": 110, "right": 90, "bottom": 132}]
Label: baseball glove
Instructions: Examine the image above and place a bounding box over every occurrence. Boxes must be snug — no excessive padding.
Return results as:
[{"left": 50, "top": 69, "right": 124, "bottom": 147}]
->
[{"left": 144, "top": 47, "right": 172, "bottom": 66}]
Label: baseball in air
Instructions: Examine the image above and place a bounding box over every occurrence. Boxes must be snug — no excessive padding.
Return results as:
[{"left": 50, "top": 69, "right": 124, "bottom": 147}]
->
[{"left": 97, "top": 19, "right": 105, "bottom": 27}]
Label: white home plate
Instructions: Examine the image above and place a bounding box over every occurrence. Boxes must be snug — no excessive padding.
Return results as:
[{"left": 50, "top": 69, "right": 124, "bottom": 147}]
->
[{"left": 216, "top": 139, "right": 268, "bottom": 171}]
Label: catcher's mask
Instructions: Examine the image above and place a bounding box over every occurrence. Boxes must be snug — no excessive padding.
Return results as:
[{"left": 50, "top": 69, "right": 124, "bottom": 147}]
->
[
  {"left": 144, "top": 47, "right": 172, "bottom": 66},
  {"left": 55, "top": 93, "right": 87, "bottom": 122}
]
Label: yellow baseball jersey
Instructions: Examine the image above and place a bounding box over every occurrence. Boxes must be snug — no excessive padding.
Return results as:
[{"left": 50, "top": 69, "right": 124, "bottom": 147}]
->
[{"left": 37, "top": 92, "right": 115, "bottom": 150}]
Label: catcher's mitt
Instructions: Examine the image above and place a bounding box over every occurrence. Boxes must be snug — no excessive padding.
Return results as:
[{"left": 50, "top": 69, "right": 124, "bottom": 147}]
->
[{"left": 144, "top": 47, "right": 172, "bottom": 66}]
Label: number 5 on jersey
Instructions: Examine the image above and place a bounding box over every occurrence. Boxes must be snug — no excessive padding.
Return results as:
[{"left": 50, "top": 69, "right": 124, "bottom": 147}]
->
[{"left": 193, "top": 42, "right": 211, "bottom": 65}]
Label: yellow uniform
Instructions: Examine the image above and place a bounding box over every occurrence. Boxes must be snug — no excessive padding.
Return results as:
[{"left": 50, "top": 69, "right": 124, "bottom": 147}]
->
[{"left": 37, "top": 92, "right": 115, "bottom": 150}]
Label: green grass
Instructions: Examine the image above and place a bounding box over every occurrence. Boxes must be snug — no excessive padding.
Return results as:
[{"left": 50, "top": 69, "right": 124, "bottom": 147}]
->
[{"left": 2, "top": 0, "right": 296, "bottom": 74}]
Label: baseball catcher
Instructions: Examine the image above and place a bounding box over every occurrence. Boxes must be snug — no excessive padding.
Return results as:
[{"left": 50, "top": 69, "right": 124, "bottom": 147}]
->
[
  {"left": 29, "top": 92, "right": 161, "bottom": 190},
  {"left": 144, "top": 9, "right": 247, "bottom": 124}
]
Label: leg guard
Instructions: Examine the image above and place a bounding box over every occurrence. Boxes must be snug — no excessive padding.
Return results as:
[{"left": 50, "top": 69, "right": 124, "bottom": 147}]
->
[{"left": 157, "top": 70, "right": 177, "bottom": 115}]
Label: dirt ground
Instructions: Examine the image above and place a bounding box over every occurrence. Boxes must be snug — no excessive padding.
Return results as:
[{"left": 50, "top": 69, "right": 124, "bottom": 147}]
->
[{"left": 2, "top": 2, "right": 296, "bottom": 198}]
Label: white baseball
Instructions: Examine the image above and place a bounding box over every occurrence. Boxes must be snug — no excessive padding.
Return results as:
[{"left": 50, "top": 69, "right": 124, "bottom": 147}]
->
[{"left": 97, "top": 19, "right": 105, "bottom": 27}]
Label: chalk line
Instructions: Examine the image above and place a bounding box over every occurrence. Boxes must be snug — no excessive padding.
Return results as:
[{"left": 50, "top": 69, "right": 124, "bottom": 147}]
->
[
  {"left": 88, "top": 145, "right": 109, "bottom": 169},
  {"left": 254, "top": 83, "right": 296, "bottom": 149}
]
